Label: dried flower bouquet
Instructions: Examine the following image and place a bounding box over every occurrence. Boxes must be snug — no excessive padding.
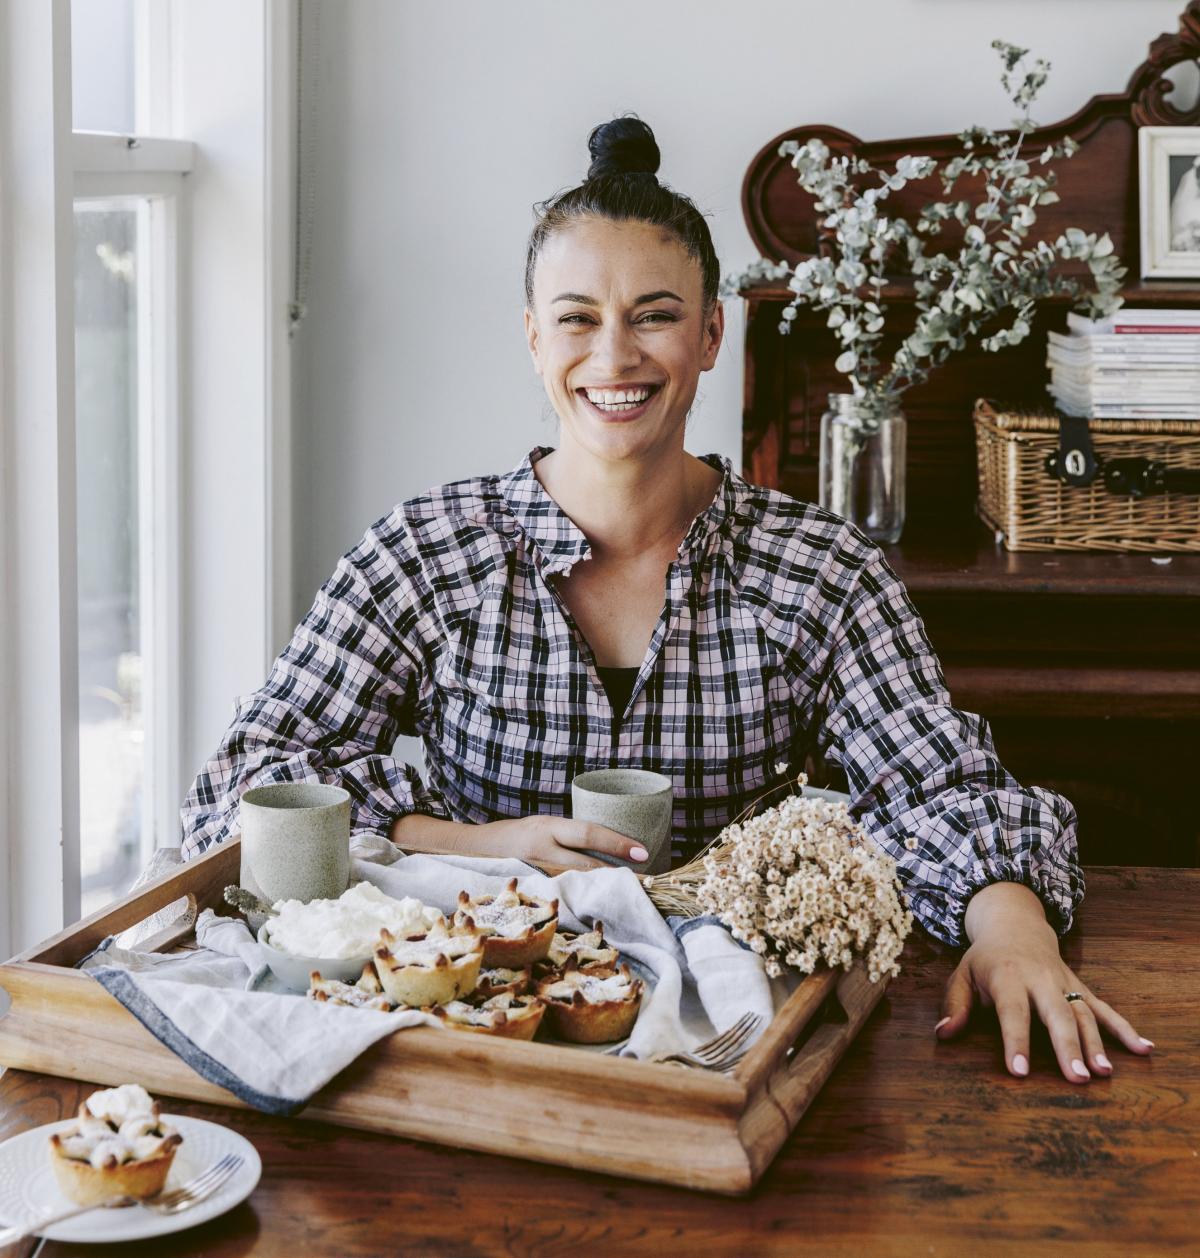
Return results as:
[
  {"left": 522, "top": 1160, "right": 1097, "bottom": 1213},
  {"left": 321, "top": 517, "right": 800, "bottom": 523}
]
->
[{"left": 643, "top": 776, "right": 914, "bottom": 983}]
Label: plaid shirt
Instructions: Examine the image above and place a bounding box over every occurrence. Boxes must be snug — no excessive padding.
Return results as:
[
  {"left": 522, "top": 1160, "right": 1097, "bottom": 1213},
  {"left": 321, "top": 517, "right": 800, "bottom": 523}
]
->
[{"left": 181, "top": 446, "right": 1083, "bottom": 947}]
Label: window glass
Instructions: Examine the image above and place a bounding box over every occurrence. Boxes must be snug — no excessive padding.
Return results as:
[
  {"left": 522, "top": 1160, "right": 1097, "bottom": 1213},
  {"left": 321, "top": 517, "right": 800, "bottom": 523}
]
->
[
  {"left": 71, "top": 0, "right": 136, "bottom": 133},
  {"left": 74, "top": 203, "right": 144, "bottom": 915}
]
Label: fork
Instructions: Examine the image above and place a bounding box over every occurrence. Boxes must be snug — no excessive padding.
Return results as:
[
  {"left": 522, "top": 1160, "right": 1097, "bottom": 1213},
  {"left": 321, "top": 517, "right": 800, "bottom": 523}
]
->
[
  {"left": 650, "top": 1011, "right": 764, "bottom": 1071},
  {"left": 0, "top": 1152, "right": 243, "bottom": 1245}
]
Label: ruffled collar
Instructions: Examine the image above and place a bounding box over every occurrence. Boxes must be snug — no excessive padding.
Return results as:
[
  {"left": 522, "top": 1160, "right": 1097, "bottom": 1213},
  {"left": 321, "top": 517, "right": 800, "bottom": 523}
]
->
[{"left": 497, "top": 446, "right": 760, "bottom": 576}]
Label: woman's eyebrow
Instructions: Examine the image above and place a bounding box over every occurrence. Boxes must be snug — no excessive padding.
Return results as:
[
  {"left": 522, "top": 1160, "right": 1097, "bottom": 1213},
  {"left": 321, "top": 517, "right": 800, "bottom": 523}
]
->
[{"left": 552, "top": 290, "right": 685, "bottom": 306}]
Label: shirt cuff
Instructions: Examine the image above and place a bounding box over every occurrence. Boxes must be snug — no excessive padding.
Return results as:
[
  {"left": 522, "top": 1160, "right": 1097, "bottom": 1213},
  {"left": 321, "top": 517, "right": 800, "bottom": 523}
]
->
[{"left": 910, "top": 852, "right": 1085, "bottom": 949}]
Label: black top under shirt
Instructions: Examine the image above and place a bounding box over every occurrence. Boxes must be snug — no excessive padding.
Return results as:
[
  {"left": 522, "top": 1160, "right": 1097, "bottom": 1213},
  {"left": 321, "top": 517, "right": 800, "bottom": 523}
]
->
[{"left": 596, "top": 666, "right": 639, "bottom": 718}]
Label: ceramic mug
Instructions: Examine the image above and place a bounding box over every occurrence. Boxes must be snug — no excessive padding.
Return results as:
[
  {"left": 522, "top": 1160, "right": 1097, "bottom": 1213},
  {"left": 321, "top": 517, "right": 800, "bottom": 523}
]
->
[
  {"left": 239, "top": 782, "right": 351, "bottom": 925},
  {"left": 571, "top": 769, "right": 674, "bottom": 874}
]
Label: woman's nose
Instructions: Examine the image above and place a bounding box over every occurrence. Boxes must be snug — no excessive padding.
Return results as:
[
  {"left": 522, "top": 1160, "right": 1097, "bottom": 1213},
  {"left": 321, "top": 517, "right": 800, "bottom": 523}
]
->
[{"left": 589, "top": 319, "right": 642, "bottom": 374}]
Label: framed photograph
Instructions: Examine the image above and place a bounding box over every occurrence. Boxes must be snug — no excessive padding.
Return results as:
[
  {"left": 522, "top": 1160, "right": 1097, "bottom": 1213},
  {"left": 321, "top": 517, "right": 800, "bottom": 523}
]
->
[{"left": 1138, "top": 126, "right": 1200, "bottom": 279}]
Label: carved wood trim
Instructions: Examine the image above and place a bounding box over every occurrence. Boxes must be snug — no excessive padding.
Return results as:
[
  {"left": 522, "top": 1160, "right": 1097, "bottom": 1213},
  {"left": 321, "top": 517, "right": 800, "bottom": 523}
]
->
[
  {"left": 740, "top": 4, "right": 1199, "bottom": 267},
  {"left": 1128, "top": 0, "right": 1200, "bottom": 126}
]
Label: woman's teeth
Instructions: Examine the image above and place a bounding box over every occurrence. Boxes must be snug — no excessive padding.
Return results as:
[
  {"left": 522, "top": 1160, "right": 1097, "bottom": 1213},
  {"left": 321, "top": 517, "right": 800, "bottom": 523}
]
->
[{"left": 582, "top": 387, "right": 655, "bottom": 413}]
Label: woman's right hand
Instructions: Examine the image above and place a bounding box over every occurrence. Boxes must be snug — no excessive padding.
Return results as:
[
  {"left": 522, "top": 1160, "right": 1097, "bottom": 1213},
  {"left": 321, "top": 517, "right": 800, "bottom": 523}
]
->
[{"left": 391, "top": 812, "right": 647, "bottom": 870}]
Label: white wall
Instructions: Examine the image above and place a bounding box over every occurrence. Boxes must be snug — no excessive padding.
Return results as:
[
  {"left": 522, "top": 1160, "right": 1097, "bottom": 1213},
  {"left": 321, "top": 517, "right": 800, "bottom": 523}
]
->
[
  {"left": 290, "top": 0, "right": 1187, "bottom": 622},
  {"left": 172, "top": 1, "right": 273, "bottom": 781}
]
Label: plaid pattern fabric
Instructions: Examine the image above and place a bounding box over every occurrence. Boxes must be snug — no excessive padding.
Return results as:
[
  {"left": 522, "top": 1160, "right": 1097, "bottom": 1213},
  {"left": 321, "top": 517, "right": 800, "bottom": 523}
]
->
[{"left": 180, "top": 446, "right": 1082, "bottom": 947}]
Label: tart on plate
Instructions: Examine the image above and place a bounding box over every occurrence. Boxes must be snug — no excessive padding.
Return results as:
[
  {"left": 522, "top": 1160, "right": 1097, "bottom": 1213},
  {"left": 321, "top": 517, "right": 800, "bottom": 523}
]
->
[
  {"left": 48, "top": 1084, "right": 183, "bottom": 1206},
  {"left": 453, "top": 879, "right": 558, "bottom": 967},
  {"left": 431, "top": 992, "right": 546, "bottom": 1041},
  {"left": 374, "top": 923, "right": 485, "bottom": 1008},
  {"left": 535, "top": 962, "right": 644, "bottom": 1044}
]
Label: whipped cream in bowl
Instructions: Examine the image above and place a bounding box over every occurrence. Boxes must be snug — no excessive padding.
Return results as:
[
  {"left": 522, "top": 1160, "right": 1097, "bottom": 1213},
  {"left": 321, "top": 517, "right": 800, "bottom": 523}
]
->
[{"left": 257, "top": 881, "right": 444, "bottom": 992}]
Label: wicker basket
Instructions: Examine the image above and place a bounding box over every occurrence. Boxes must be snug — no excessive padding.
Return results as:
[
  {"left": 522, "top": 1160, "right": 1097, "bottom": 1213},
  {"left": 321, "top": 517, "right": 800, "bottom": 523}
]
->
[{"left": 973, "top": 398, "right": 1200, "bottom": 553}]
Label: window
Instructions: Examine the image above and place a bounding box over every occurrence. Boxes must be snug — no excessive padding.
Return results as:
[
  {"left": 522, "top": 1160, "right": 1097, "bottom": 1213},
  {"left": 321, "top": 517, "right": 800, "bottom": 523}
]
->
[
  {"left": 1, "top": 0, "right": 291, "bottom": 954},
  {"left": 74, "top": 200, "right": 145, "bottom": 913},
  {"left": 71, "top": 1, "right": 189, "bottom": 914},
  {"left": 71, "top": 0, "right": 135, "bottom": 133}
]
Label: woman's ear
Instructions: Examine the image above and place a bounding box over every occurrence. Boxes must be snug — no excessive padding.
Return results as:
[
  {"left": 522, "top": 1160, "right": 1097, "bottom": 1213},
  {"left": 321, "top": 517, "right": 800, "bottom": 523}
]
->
[
  {"left": 524, "top": 307, "right": 543, "bottom": 376},
  {"left": 700, "top": 299, "right": 724, "bottom": 372}
]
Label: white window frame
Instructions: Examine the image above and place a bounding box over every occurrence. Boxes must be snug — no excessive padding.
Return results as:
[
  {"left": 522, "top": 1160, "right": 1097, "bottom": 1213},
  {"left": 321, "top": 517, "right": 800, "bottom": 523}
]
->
[
  {"left": 73, "top": 131, "right": 193, "bottom": 876},
  {"left": 1, "top": 0, "right": 294, "bottom": 955},
  {"left": 1, "top": 0, "right": 79, "bottom": 959}
]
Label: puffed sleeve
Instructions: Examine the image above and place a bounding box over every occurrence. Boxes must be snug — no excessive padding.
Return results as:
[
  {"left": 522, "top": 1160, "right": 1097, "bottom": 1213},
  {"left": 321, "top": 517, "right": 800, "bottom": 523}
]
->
[
  {"left": 810, "top": 541, "right": 1084, "bottom": 948},
  {"left": 179, "top": 518, "right": 448, "bottom": 859}
]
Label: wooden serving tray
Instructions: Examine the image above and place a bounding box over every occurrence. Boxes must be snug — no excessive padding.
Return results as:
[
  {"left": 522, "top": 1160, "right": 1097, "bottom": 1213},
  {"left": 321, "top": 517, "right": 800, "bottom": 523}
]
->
[{"left": 0, "top": 840, "right": 889, "bottom": 1195}]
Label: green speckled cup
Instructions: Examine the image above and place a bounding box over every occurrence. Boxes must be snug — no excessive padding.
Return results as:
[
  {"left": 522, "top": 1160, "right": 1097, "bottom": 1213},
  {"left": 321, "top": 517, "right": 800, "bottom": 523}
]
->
[
  {"left": 239, "top": 783, "right": 351, "bottom": 926},
  {"left": 571, "top": 769, "right": 674, "bottom": 874}
]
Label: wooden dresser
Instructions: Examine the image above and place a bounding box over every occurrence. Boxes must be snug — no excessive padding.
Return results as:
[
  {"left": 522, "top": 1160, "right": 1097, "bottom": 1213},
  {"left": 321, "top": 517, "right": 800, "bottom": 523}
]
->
[{"left": 738, "top": 4, "right": 1200, "bottom": 866}]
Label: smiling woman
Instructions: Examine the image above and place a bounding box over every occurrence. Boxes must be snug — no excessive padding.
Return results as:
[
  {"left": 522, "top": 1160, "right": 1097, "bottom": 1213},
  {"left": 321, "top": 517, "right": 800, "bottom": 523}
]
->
[
  {"left": 181, "top": 113, "right": 1152, "bottom": 1088},
  {"left": 527, "top": 217, "right": 719, "bottom": 463}
]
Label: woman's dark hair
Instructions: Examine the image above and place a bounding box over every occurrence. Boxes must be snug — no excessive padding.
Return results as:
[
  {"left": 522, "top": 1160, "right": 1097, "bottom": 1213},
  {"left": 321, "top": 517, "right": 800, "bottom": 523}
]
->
[{"left": 524, "top": 114, "right": 720, "bottom": 317}]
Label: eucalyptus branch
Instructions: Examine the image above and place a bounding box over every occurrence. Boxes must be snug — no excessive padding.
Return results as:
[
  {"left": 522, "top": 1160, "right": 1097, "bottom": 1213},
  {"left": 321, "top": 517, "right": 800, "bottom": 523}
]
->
[{"left": 723, "top": 39, "right": 1127, "bottom": 430}]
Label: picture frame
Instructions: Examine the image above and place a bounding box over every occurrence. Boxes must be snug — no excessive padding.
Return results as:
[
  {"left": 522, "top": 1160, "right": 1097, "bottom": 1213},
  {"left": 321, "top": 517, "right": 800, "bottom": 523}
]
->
[{"left": 1138, "top": 125, "right": 1200, "bottom": 279}]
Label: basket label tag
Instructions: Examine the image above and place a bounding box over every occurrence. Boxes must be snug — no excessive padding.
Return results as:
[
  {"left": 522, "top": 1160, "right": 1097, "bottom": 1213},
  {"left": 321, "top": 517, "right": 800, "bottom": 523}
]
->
[{"left": 1049, "top": 414, "right": 1099, "bottom": 486}]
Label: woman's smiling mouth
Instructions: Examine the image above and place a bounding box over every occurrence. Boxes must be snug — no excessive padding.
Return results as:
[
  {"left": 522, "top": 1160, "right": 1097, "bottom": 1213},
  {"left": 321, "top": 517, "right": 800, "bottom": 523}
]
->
[{"left": 576, "top": 383, "right": 662, "bottom": 421}]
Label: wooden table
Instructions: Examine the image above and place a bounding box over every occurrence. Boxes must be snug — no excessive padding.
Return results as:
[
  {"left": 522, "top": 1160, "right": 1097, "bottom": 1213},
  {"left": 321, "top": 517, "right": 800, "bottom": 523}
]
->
[{"left": 1, "top": 867, "right": 1195, "bottom": 1256}]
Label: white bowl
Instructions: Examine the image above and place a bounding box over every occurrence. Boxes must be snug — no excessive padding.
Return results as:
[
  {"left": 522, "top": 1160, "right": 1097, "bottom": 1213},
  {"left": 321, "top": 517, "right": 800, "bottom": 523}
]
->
[{"left": 256, "top": 920, "right": 373, "bottom": 992}]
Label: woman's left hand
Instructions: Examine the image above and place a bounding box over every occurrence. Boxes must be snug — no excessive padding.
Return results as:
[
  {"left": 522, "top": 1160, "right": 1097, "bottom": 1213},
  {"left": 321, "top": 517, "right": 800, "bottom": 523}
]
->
[{"left": 934, "top": 881, "right": 1154, "bottom": 1082}]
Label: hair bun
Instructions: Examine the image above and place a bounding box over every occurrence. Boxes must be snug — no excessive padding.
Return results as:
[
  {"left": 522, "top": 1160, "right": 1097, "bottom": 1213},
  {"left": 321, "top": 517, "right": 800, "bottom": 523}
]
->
[{"left": 586, "top": 115, "right": 661, "bottom": 182}]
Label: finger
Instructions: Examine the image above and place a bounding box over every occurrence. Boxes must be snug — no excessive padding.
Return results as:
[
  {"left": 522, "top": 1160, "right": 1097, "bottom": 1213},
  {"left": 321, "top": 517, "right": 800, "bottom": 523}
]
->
[
  {"left": 1081, "top": 988, "right": 1154, "bottom": 1057},
  {"left": 1033, "top": 987, "right": 1091, "bottom": 1084},
  {"left": 992, "top": 990, "right": 1032, "bottom": 1078},
  {"left": 936, "top": 961, "right": 973, "bottom": 1040},
  {"left": 557, "top": 820, "right": 649, "bottom": 863},
  {"left": 546, "top": 844, "right": 608, "bottom": 872},
  {"left": 1069, "top": 999, "right": 1111, "bottom": 1075}
]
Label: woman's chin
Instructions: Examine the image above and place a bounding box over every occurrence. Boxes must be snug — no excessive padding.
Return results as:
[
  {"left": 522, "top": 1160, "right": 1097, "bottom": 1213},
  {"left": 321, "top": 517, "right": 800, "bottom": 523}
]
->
[{"left": 568, "top": 422, "right": 681, "bottom": 465}]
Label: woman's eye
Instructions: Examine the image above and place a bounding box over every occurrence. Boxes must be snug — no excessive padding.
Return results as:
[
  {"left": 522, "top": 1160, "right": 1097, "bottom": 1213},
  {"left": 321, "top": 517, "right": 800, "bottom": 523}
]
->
[{"left": 558, "top": 313, "right": 675, "bottom": 326}]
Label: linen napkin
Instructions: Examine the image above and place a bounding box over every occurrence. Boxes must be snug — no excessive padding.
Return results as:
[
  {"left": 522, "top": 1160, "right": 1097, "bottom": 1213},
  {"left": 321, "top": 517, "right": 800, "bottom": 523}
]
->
[{"left": 80, "top": 835, "right": 785, "bottom": 1114}]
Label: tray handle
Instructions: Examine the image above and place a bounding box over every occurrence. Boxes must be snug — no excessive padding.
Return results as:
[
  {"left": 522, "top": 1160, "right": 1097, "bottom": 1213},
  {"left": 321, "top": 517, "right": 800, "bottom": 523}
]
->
[
  {"left": 764, "top": 965, "right": 888, "bottom": 1128},
  {"left": 115, "top": 893, "right": 199, "bottom": 954},
  {"left": 733, "top": 967, "right": 840, "bottom": 1097},
  {"left": 13, "top": 839, "right": 238, "bottom": 968}
]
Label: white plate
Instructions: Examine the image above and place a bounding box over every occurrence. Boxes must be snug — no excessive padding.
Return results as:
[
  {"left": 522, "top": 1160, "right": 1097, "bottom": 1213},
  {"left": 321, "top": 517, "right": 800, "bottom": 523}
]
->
[{"left": 0, "top": 1115, "right": 261, "bottom": 1244}]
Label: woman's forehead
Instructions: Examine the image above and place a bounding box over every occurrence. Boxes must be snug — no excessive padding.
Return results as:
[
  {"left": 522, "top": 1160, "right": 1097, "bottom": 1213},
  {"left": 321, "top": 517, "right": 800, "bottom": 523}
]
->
[{"left": 535, "top": 218, "right": 699, "bottom": 299}]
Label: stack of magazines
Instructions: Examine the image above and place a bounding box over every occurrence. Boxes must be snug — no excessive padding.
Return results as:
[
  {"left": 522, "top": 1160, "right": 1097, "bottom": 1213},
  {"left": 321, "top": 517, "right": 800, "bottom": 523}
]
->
[{"left": 1046, "top": 307, "right": 1200, "bottom": 420}]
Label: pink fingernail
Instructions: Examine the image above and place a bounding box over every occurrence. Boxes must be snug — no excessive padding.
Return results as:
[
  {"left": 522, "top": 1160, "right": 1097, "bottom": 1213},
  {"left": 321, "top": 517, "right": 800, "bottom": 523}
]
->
[
  {"left": 1139, "top": 1037, "right": 1155, "bottom": 1049},
  {"left": 630, "top": 846, "right": 649, "bottom": 862},
  {"left": 1012, "top": 1054, "right": 1029, "bottom": 1076},
  {"left": 934, "top": 1016, "right": 951, "bottom": 1033},
  {"left": 1096, "top": 1055, "right": 1112, "bottom": 1071},
  {"left": 1072, "top": 1058, "right": 1090, "bottom": 1078}
]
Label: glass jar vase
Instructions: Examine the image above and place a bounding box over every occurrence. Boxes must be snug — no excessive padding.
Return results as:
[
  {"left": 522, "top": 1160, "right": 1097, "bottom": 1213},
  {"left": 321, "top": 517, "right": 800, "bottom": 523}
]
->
[{"left": 818, "top": 394, "right": 907, "bottom": 544}]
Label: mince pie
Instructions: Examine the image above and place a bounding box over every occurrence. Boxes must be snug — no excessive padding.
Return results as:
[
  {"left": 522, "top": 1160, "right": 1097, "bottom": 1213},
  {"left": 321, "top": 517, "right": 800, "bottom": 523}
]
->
[
  {"left": 432, "top": 992, "right": 546, "bottom": 1041},
  {"left": 308, "top": 962, "right": 394, "bottom": 1012},
  {"left": 452, "top": 879, "right": 558, "bottom": 967},
  {"left": 543, "top": 923, "right": 619, "bottom": 972},
  {"left": 374, "top": 922, "right": 485, "bottom": 1007},
  {"left": 475, "top": 964, "right": 533, "bottom": 999},
  {"left": 536, "top": 962, "right": 643, "bottom": 1044}
]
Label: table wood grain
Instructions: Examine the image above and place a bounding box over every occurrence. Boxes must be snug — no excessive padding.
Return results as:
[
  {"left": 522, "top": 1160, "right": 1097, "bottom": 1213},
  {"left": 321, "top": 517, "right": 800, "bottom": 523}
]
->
[{"left": 0, "top": 867, "right": 1195, "bottom": 1257}]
